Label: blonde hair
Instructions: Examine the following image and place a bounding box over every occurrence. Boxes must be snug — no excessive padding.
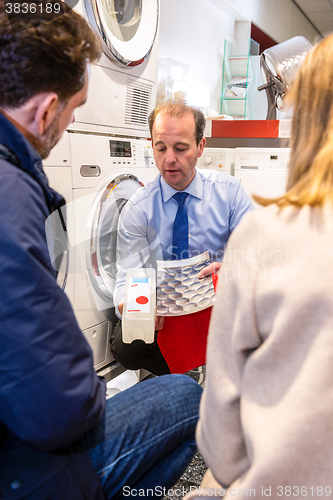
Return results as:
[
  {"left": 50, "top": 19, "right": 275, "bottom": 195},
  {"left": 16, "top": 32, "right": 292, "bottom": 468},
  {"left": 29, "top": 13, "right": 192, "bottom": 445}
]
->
[{"left": 254, "top": 33, "right": 333, "bottom": 208}]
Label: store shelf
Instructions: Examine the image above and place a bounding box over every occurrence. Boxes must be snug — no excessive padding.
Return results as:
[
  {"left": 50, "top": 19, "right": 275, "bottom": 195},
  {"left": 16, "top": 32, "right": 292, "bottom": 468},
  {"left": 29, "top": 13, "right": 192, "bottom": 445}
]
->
[{"left": 221, "top": 41, "right": 255, "bottom": 120}]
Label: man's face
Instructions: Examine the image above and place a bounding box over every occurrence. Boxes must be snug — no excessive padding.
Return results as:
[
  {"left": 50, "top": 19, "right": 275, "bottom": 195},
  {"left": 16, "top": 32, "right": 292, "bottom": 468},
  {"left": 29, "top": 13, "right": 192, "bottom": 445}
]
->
[
  {"left": 152, "top": 111, "right": 205, "bottom": 191},
  {"left": 38, "top": 72, "right": 89, "bottom": 159}
]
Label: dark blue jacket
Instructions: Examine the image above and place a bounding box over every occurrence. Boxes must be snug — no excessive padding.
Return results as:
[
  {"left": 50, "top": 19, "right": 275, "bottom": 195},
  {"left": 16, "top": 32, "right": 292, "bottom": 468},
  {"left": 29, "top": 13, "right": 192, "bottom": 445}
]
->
[{"left": 0, "top": 112, "right": 106, "bottom": 499}]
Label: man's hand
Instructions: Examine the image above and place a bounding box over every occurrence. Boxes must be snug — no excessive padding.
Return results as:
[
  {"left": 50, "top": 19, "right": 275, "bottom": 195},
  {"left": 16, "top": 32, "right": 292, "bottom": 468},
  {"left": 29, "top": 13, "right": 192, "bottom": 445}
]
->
[
  {"left": 117, "top": 303, "right": 165, "bottom": 331},
  {"left": 198, "top": 261, "right": 222, "bottom": 279}
]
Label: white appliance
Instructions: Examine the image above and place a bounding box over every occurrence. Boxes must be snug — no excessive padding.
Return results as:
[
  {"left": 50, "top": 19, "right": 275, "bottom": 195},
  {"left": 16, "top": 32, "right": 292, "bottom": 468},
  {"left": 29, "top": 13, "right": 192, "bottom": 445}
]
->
[
  {"left": 41, "top": 1, "right": 160, "bottom": 385},
  {"left": 234, "top": 147, "right": 290, "bottom": 206},
  {"left": 196, "top": 147, "right": 235, "bottom": 175},
  {"left": 43, "top": 132, "right": 157, "bottom": 378},
  {"left": 72, "top": 0, "right": 160, "bottom": 137}
]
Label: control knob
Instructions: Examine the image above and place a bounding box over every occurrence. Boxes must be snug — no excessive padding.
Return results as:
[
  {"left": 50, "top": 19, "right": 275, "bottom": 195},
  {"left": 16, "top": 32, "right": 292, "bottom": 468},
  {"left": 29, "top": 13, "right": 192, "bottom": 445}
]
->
[
  {"left": 204, "top": 156, "right": 213, "bottom": 165},
  {"left": 144, "top": 146, "right": 153, "bottom": 159}
]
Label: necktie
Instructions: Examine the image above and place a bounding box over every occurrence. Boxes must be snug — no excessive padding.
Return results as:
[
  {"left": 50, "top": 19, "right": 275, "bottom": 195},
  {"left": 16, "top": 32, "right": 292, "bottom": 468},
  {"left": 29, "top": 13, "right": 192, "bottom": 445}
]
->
[{"left": 172, "top": 192, "right": 189, "bottom": 260}]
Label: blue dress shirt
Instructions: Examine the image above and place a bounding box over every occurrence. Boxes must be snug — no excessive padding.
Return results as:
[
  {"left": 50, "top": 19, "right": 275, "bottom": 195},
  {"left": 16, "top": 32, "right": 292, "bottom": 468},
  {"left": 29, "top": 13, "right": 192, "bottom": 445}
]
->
[{"left": 113, "top": 168, "right": 254, "bottom": 312}]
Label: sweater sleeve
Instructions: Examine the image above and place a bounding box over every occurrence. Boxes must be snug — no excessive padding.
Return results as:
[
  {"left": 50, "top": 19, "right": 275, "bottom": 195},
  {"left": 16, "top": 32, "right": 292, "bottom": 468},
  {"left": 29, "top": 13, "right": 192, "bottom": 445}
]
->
[
  {"left": 0, "top": 167, "right": 106, "bottom": 451},
  {"left": 196, "top": 210, "right": 262, "bottom": 486}
]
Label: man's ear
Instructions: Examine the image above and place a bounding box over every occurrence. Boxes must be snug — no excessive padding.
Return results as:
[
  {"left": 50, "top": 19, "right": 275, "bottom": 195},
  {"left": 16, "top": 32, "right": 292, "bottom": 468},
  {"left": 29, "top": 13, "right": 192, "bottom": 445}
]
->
[
  {"left": 33, "top": 93, "right": 59, "bottom": 135},
  {"left": 198, "top": 137, "right": 206, "bottom": 158}
]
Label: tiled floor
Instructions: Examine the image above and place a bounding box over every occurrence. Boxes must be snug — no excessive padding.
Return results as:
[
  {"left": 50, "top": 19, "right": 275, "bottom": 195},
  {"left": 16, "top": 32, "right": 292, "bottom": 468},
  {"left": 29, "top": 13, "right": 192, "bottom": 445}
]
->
[
  {"left": 163, "top": 452, "right": 208, "bottom": 499},
  {"left": 184, "top": 365, "right": 206, "bottom": 388}
]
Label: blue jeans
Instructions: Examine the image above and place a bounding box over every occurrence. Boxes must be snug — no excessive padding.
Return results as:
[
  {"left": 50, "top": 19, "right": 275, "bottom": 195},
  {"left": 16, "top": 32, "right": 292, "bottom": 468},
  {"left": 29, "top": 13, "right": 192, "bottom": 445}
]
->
[{"left": 73, "top": 374, "right": 202, "bottom": 499}]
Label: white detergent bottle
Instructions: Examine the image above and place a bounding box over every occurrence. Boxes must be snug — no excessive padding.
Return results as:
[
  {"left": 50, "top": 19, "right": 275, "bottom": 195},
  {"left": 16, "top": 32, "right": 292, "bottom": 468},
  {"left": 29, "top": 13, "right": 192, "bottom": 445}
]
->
[{"left": 122, "top": 268, "right": 156, "bottom": 344}]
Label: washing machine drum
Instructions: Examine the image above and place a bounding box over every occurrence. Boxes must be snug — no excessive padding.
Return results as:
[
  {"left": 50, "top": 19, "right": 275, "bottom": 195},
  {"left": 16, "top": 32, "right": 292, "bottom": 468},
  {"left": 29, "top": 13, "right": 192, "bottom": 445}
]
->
[
  {"left": 89, "top": 173, "right": 143, "bottom": 302},
  {"left": 84, "top": 0, "right": 159, "bottom": 66}
]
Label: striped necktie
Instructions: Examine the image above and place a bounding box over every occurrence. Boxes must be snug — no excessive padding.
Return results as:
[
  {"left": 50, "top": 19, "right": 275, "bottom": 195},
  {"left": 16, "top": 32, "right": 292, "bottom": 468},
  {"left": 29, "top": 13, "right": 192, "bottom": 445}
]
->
[{"left": 172, "top": 192, "right": 189, "bottom": 260}]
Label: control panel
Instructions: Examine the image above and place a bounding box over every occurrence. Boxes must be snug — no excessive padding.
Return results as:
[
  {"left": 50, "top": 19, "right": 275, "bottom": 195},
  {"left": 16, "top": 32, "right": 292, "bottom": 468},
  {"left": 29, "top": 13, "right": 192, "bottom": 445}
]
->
[
  {"left": 234, "top": 148, "right": 291, "bottom": 172},
  {"left": 234, "top": 148, "right": 291, "bottom": 203},
  {"left": 110, "top": 138, "right": 155, "bottom": 169},
  {"left": 197, "top": 147, "right": 235, "bottom": 175}
]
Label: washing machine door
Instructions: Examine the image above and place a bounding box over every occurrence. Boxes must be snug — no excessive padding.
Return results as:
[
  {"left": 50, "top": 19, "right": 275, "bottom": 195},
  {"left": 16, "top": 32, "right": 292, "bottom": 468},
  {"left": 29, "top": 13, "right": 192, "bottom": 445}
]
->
[
  {"left": 88, "top": 173, "right": 143, "bottom": 304},
  {"left": 84, "top": 0, "right": 159, "bottom": 66},
  {"left": 45, "top": 206, "right": 69, "bottom": 291}
]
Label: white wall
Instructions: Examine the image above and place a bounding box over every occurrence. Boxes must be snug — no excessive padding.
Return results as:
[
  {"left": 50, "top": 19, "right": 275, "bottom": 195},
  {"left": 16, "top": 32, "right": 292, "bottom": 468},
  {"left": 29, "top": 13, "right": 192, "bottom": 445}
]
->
[
  {"left": 232, "top": 0, "right": 318, "bottom": 44},
  {"left": 158, "top": 0, "right": 318, "bottom": 114},
  {"left": 158, "top": 0, "right": 235, "bottom": 113}
]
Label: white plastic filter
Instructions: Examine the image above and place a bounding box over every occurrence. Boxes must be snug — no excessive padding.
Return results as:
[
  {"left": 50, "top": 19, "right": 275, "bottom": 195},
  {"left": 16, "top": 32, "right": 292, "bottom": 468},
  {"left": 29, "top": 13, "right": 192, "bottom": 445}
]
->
[{"left": 156, "top": 251, "right": 215, "bottom": 316}]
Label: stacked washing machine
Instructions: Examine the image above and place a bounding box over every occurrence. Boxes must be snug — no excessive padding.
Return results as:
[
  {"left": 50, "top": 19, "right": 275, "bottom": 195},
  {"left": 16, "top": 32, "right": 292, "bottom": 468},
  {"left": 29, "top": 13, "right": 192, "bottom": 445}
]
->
[
  {"left": 43, "top": 0, "right": 160, "bottom": 381},
  {"left": 196, "top": 147, "right": 290, "bottom": 210},
  {"left": 234, "top": 148, "right": 291, "bottom": 207}
]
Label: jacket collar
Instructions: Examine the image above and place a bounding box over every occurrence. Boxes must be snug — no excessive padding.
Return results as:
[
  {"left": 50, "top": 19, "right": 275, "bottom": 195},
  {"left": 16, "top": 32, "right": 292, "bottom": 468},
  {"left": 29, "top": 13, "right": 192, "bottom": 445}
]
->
[{"left": 0, "top": 111, "right": 65, "bottom": 212}]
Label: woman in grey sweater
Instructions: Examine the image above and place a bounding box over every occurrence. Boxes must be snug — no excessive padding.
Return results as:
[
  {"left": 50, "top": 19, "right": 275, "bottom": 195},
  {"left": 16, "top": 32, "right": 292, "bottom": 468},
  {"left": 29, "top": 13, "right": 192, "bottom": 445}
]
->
[{"left": 195, "top": 33, "right": 333, "bottom": 499}]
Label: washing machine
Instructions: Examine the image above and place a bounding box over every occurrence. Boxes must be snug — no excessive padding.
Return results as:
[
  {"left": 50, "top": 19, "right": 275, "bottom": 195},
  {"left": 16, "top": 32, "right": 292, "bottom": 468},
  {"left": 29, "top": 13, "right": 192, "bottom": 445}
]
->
[
  {"left": 234, "top": 147, "right": 291, "bottom": 206},
  {"left": 72, "top": 0, "right": 160, "bottom": 137},
  {"left": 196, "top": 147, "right": 235, "bottom": 175},
  {"left": 43, "top": 131, "right": 157, "bottom": 378}
]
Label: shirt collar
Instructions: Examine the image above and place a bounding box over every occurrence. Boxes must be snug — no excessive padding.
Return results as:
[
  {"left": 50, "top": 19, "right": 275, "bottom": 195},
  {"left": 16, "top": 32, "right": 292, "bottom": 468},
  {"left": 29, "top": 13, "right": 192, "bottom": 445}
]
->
[{"left": 160, "top": 167, "right": 203, "bottom": 203}]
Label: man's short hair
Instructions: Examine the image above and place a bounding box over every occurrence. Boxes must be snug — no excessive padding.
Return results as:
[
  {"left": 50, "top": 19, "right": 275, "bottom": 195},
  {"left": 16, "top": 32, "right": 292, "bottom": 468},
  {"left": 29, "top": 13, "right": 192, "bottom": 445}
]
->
[
  {"left": 0, "top": 0, "right": 101, "bottom": 108},
  {"left": 148, "top": 99, "right": 206, "bottom": 146}
]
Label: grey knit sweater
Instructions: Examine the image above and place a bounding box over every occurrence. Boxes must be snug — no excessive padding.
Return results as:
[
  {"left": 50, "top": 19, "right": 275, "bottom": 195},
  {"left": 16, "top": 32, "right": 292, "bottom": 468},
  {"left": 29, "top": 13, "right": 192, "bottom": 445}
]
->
[{"left": 197, "top": 203, "right": 333, "bottom": 499}]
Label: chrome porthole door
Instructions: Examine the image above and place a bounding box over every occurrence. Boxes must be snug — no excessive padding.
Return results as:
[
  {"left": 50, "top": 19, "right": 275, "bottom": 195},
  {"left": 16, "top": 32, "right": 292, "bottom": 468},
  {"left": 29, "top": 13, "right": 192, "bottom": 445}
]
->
[
  {"left": 84, "top": 0, "right": 159, "bottom": 66},
  {"left": 45, "top": 205, "right": 69, "bottom": 291},
  {"left": 88, "top": 173, "right": 144, "bottom": 302}
]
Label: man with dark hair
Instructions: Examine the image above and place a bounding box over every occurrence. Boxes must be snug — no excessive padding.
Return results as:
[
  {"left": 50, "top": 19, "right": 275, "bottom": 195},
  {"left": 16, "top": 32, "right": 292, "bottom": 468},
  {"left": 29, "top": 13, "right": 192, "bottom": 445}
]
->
[
  {"left": 112, "top": 100, "right": 254, "bottom": 375},
  {"left": 0, "top": 3, "right": 202, "bottom": 499}
]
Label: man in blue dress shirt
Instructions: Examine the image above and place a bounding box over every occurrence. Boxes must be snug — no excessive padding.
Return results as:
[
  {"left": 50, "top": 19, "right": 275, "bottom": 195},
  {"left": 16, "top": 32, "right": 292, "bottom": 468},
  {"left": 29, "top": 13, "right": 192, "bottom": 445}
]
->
[{"left": 112, "top": 100, "right": 254, "bottom": 375}]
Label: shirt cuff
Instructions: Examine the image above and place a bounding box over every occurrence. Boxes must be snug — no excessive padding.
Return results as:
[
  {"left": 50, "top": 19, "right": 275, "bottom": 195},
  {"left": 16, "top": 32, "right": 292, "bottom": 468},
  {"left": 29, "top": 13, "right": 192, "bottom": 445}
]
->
[{"left": 113, "top": 285, "right": 125, "bottom": 320}]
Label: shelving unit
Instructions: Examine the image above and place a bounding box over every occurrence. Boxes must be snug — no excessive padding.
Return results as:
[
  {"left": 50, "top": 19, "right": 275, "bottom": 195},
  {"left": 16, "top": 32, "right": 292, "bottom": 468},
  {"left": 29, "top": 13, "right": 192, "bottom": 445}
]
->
[{"left": 221, "top": 40, "right": 257, "bottom": 120}]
